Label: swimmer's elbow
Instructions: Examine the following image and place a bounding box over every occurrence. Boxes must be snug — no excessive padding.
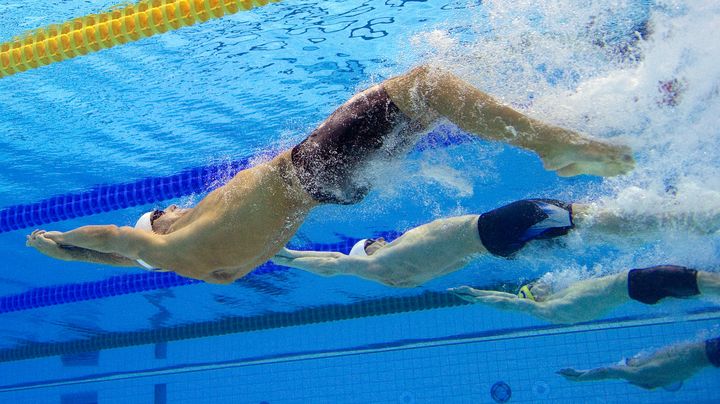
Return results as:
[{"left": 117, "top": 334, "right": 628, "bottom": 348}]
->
[
  {"left": 387, "top": 280, "right": 421, "bottom": 288},
  {"left": 537, "top": 307, "right": 581, "bottom": 325},
  {"left": 363, "top": 261, "right": 421, "bottom": 288},
  {"left": 203, "top": 277, "right": 234, "bottom": 285}
]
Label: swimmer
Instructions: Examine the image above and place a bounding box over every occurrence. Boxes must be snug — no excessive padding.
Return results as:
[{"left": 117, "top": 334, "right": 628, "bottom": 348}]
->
[
  {"left": 558, "top": 336, "right": 720, "bottom": 390},
  {"left": 272, "top": 199, "right": 718, "bottom": 288},
  {"left": 25, "top": 65, "right": 633, "bottom": 283},
  {"left": 451, "top": 265, "right": 720, "bottom": 324}
]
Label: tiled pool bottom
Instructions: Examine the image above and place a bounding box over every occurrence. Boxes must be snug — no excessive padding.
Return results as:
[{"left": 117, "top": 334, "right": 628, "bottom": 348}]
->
[{"left": 1, "top": 303, "right": 717, "bottom": 404}]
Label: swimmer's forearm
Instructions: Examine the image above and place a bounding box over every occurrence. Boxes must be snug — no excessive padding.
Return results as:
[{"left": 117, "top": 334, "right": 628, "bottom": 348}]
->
[
  {"left": 48, "top": 226, "right": 120, "bottom": 251},
  {"left": 474, "top": 294, "right": 544, "bottom": 314},
  {"left": 59, "top": 246, "right": 139, "bottom": 267},
  {"left": 272, "top": 253, "right": 351, "bottom": 275},
  {"left": 47, "top": 225, "right": 149, "bottom": 256},
  {"left": 575, "top": 367, "right": 628, "bottom": 382}
]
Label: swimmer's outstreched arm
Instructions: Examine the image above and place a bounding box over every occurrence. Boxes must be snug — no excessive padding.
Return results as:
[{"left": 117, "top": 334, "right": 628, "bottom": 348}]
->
[
  {"left": 449, "top": 287, "right": 560, "bottom": 322},
  {"left": 450, "top": 273, "right": 628, "bottom": 324},
  {"left": 26, "top": 230, "right": 139, "bottom": 267},
  {"left": 272, "top": 248, "right": 372, "bottom": 277},
  {"left": 273, "top": 215, "right": 484, "bottom": 287},
  {"left": 558, "top": 340, "right": 711, "bottom": 390},
  {"left": 38, "top": 225, "right": 171, "bottom": 268}
]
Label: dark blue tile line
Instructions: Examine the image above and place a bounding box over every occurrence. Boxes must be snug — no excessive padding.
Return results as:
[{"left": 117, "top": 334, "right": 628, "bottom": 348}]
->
[
  {"left": 0, "top": 290, "right": 470, "bottom": 363},
  {"left": 0, "top": 125, "right": 469, "bottom": 233},
  {"left": 0, "top": 235, "right": 403, "bottom": 314},
  {"left": 1, "top": 292, "right": 716, "bottom": 368}
]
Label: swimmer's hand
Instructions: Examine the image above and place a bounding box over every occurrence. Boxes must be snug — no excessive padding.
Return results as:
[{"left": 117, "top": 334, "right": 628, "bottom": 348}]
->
[
  {"left": 26, "top": 229, "right": 72, "bottom": 260},
  {"left": 448, "top": 286, "right": 481, "bottom": 302},
  {"left": 556, "top": 368, "right": 588, "bottom": 381},
  {"left": 448, "top": 286, "right": 508, "bottom": 303},
  {"left": 537, "top": 130, "right": 635, "bottom": 177},
  {"left": 271, "top": 247, "right": 302, "bottom": 265},
  {"left": 272, "top": 247, "right": 347, "bottom": 276}
]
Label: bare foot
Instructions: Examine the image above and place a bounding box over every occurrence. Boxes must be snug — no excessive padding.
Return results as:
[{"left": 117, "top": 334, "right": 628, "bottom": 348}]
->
[{"left": 538, "top": 134, "right": 635, "bottom": 177}]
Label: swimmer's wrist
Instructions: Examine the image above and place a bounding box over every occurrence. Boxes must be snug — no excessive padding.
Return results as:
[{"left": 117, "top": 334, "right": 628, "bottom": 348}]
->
[{"left": 43, "top": 231, "right": 66, "bottom": 245}]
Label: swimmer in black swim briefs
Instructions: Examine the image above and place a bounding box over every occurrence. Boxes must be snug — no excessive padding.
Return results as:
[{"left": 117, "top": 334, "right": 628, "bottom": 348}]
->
[
  {"left": 452, "top": 264, "right": 720, "bottom": 324},
  {"left": 290, "top": 66, "right": 634, "bottom": 204},
  {"left": 27, "top": 65, "right": 634, "bottom": 283},
  {"left": 559, "top": 335, "right": 720, "bottom": 390},
  {"left": 274, "top": 198, "right": 720, "bottom": 289}
]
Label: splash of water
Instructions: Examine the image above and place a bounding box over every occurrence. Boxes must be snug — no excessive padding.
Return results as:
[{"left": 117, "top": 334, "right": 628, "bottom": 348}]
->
[{"left": 407, "top": 0, "right": 720, "bottom": 274}]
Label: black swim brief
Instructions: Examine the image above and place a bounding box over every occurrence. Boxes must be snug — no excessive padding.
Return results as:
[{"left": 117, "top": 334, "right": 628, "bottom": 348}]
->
[
  {"left": 477, "top": 199, "right": 574, "bottom": 257},
  {"left": 627, "top": 265, "right": 700, "bottom": 305},
  {"left": 706, "top": 337, "right": 720, "bottom": 368},
  {"left": 291, "top": 85, "right": 420, "bottom": 204}
]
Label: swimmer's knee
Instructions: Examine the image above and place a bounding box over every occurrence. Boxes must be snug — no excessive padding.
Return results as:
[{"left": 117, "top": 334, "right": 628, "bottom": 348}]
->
[
  {"left": 405, "top": 64, "right": 432, "bottom": 80},
  {"left": 399, "top": 64, "right": 450, "bottom": 86}
]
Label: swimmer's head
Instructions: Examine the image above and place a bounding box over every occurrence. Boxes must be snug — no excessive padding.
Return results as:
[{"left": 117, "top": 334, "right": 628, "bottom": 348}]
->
[
  {"left": 517, "top": 281, "right": 551, "bottom": 302},
  {"left": 135, "top": 204, "right": 191, "bottom": 234},
  {"left": 348, "top": 237, "right": 387, "bottom": 256}
]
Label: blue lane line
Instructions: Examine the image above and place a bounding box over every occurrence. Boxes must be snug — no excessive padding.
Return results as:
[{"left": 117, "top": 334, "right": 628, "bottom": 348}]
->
[{"left": 0, "top": 126, "right": 469, "bottom": 233}]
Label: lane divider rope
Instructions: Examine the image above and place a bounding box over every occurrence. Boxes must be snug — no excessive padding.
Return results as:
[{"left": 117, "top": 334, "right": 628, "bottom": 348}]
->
[{"left": 0, "top": 0, "right": 280, "bottom": 79}]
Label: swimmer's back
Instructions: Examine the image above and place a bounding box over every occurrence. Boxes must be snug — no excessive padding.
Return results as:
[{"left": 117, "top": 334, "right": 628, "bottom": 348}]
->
[{"left": 156, "top": 152, "right": 317, "bottom": 281}]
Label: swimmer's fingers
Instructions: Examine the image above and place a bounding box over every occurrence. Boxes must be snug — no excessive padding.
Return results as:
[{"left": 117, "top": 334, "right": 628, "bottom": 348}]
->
[
  {"left": 27, "top": 229, "right": 46, "bottom": 240},
  {"left": 26, "top": 232, "right": 60, "bottom": 253},
  {"left": 274, "top": 247, "right": 296, "bottom": 259},
  {"left": 556, "top": 368, "right": 585, "bottom": 380},
  {"left": 448, "top": 285, "right": 477, "bottom": 296},
  {"left": 42, "top": 231, "right": 64, "bottom": 242},
  {"left": 26, "top": 230, "right": 45, "bottom": 246},
  {"left": 271, "top": 249, "right": 296, "bottom": 265},
  {"left": 273, "top": 248, "right": 330, "bottom": 260},
  {"left": 448, "top": 286, "right": 495, "bottom": 302}
]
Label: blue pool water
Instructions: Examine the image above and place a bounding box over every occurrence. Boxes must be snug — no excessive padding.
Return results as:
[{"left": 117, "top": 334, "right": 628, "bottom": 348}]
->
[{"left": 1, "top": 0, "right": 719, "bottom": 402}]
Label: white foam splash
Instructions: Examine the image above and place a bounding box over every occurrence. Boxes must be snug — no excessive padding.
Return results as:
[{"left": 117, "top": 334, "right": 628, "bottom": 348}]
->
[{"left": 408, "top": 0, "right": 720, "bottom": 274}]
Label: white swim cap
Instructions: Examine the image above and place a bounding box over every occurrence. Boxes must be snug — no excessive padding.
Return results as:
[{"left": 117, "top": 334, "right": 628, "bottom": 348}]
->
[
  {"left": 134, "top": 211, "right": 156, "bottom": 270},
  {"left": 349, "top": 239, "right": 368, "bottom": 257},
  {"left": 134, "top": 211, "right": 154, "bottom": 233}
]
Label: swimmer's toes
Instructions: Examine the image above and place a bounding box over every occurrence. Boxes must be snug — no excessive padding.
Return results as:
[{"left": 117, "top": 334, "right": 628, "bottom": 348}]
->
[
  {"left": 602, "top": 160, "right": 633, "bottom": 177},
  {"left": 556, "top": 163, "right": 582, "bottom": 177},
  {"left": 605, "top": 145, "right": 635, "bottom": 166},
  {"left": 542, "top": 156, "right": 568, "bottom": 171}
]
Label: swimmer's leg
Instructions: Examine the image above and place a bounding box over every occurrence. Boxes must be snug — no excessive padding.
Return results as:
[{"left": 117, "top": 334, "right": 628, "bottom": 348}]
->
[
  {"left": 698, "top": 271, "right": 720, "bottom": 296},
  {"left": 383, "top": 65, "right": 634, "bottom": 177},
  {"left": 571, "top": 202, "right": 720, "bottom": 235}
]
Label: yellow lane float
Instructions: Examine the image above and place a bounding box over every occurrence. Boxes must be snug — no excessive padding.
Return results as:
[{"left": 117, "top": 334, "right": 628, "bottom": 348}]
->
[{"left": 0, "top": 0, "right": 279, "bottom": 78}]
